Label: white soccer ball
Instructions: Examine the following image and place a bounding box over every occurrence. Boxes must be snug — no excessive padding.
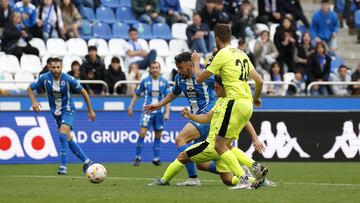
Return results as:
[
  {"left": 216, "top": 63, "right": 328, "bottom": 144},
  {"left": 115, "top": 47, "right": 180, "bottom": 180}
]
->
[{"left": 86, "top": 163, "right": 107, "bottom": 184}]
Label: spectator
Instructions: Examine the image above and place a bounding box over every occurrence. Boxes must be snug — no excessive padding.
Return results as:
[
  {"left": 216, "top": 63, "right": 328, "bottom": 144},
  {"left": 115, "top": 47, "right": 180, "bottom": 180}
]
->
[
  {"left": 224, "top": 0, "right": 242, "bottom": 14},
  {"left": 36, "top": 0, "right": 65, "bottom": 41},
  {"left": 0, "top": 0, "right": 12, "bottom": 34},
  {"left": 68, "top": 60, "right": 82, "bottom": 79},
  {"left": 131, "top": 0, "right": 166, "bottom": 25},
  {"left": 72, "top": 0, "right": 86, "bottom": 18},
  {"left": 294, "top": 32, "right": 314, "bottom": 73},
  {"left": 232, "top": 0, "right": 256, "bottom": 39},
  {"left": 13, "top": 0, "right": 38, "bottom": 36},
  {"left": 253, "top": 30, "right": 279, "bottom": 74},
  {"left": 186, "top": 13, "right": 215, "bottom": 56},
  {"left": 329, "top": 65, "right": 351, "bottom": 96},
  {"left": 310, "top": 0, "right": 339, "bottom": 51},
  {"left": 287, "top": 68, "right": 307, "bottom": 96},
  {"left": 307, "top": 42, "right": 331, "bottom": 96},
  {"left": 159, "top": 0, "right": 188, "bottom": 25},
  {"left": 263, "top": 62, "right": 284, "bottom": 96},
  {"left": 196, "top": 0, "right": 206, "bottom": 12},
  {"left": 351, "top": 61, "right": 360, "bottom": 95},
  {"left": 199, "top": 0, "right": 217, "bottom": 29},
  {"left": 343, "top": 0, "right": 360, "bottom": 43},
  {"left": 237, "top": 37, "right": 256, "bottom": 66},
  {"left": 280, "top": 0, "right": 310, "bottom": 28},
  {"left": 1, "top": 12, "right": 39, "bottom": 60},
  {"left": 256, "top": 0, "right": 283, "bottom": 24},
  {"left": 126, "top": 27, "right": 157, "bottom": 70},
  {"left": 274, "top": 16, "right": 298, "bottom": 72},
  {"left": 105, "top": 56, "right": 127, "bottom": 95},
  {"left": 212, "top": 0, "right": 232, "bottom": 26},
  {"left": 60, "top": 0, "right": 81, "bottom": 39},
  {"left": 81, "top": 46, "right": 106, "bottom": 95},
  {"left": 126, "top": 63, "right": 141, "bottom": 96}
]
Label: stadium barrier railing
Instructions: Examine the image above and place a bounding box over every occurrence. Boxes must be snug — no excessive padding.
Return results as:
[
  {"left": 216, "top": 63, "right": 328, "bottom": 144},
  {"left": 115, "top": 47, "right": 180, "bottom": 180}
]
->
[{"left": 306, "top": 81, "right": 360, "bottom": 96}]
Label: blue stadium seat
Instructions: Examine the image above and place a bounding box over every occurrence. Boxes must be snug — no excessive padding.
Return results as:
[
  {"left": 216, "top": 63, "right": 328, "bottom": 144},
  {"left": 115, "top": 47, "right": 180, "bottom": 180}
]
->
[
  {"left": 113, "top": 22, "right": 130, "bottom": 39},
  {"left": 93, "top": 22, "right": 113, "bottom": 40},
  {"left": 152, "top": 23, "right": 172, "bottom": 40},
  {"left": 133, "top": 23, "right": 153, "bottom": 40},
  {"left": 80, "top": 20, "right": 92, "bottom": 40},
  {"left": 84, "top": 7, "right": 96, "bottom": 21},
  {"left": 120, "top": 0, "right": 131, "bottom": 7},
  {"left": 355, "top": 10, "right": 360, "bottom": 29},
  {"left": 101, "top": 0, "right": 120, "bottom": 8},
  {"left": 96, "top": 6, "right": 117, "bottom": 24},
  {"left": 116, "top": 6, "right": 138, "bottom": 24},
  {"left": 330, "top": 57, "right": 344, "bottom": 72}
]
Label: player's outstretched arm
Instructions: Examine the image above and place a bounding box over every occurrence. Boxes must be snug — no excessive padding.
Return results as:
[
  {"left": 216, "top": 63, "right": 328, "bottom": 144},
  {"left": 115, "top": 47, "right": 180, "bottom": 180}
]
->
[
  {"left": 143, "top": 92, "right": 177, "bottom": 113},
  {"left": 80, "top": 88, "right": 96, "bottom": 121},
  {"left": 128, "top": 94, "right": 138, "bottom": 117},
  {"left": 181, "top": 108, "right": 213, "bottom": 123},
  {"left": 249, "top": 69, "right": 263, "bottom": 107},
  {"left": 192, "top": 52, "right": 213, "bottom": 84},
  {"left": 164, "top": 103, "right": 171, "bottom": 120},
  {"left": 245, "top": 121, "right": 265, "bottom": 154},
  {"left": 27, "top": 86, "right": 42, "bottom": 112}
]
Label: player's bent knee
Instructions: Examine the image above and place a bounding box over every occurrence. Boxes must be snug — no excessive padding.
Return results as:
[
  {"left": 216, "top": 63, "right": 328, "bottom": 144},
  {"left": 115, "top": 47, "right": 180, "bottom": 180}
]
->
[
  {"left": 175, "top": 136, "right": 186, "bottom": 147},
  {"left": 177, "top": 152, "right": 190, "bottom": 164}
]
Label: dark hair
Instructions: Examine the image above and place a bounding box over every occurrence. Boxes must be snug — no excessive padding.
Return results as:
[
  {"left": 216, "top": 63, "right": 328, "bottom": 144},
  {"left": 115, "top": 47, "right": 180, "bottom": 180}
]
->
[
  {"left": 71, "top": 60, "right": 80, "bottom": 67},
  {"left": 237, "top": 37, "right": 245, "bottom": 45},
  {"left": 315, "top": 41, "right": 326, "bottom": 54},
  {"left": 51, "top": 57, "right": 62, "bottom": 65},
  {"left": 338, "top": 64, "right": 349, "bottom": 70},
  {"left": 214, "top": 75, "right": 223, "bottom": 86},
  {"left": 214, "top": 23, "right": 232, "bottom": 43},
  {"left": 150, "top": 61, "right": 161, "bottom": 69},
  {"left": 321, "top": 0, "right": 330, "bottom": 3},
  {"left": 128, "top": 27, "right": 138, "bottom": 33},
  {"left": 88, "top": 46, "right": 97, "bottom": 52},
  {"left": 111, "top": 56, "right": 120, "bottom": 64},
  {"left": 270, "top": 61, "right": 283, "bottom": 81},
  {"left": 46, "top": 57, "right": 53, "bottom": 64},
  {"left": 174, "top": 52, "right": 192, "bottom": 64}
]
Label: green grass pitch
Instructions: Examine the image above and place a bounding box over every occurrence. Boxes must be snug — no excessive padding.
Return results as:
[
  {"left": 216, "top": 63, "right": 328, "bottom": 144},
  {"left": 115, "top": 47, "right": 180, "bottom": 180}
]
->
[{"left": 1, "top": 162, "right": 359, "bottom": 203}]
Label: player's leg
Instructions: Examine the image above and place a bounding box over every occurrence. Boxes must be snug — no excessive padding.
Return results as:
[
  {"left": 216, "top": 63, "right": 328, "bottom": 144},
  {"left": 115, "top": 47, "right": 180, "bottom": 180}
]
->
[
  {"left": 54, "top": 115, "right": 69, "bottom": 175},
  {"left": 152, "top": 112, "right": 164, "bottom": 166},
  {"left": 134, "top": 113, "right": 151, "bottom": 166}
]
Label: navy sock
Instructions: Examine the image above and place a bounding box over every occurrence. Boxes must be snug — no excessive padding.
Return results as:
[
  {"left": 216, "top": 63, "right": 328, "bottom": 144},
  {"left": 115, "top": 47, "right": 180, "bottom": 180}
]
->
[
  {"left": 136, "top": 137, "right": 145, "bottom": 158},
  {"left": 178, "top": 144, "right": 197, "bottom": 178},
  {"left": 68, "top": 139, "right": 89, "bottom": 162},
  {"left": 209, "top": 161, "right": 218, "bottom": 174},
  {"left": 59, "top": 133, "right": 68, "bottom": 167},
  {"left": 153, "top": 138, "right": 161, "bottom": 160}
]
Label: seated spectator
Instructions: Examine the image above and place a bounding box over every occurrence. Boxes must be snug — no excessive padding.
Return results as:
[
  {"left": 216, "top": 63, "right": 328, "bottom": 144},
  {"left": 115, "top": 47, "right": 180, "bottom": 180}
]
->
[
  {"left": 1, "top": 12, "right": 39, "bottom": 60},
  {"left": 199, "top": 0, "right": 217, "bottom": 29},
  {"left": 343, "top": 0, "right": 360, "bottom": 43},
  {"left": 131, "top": 0, "right": 166, "bottom": 25},
  {"left": 237, "top": 37, "right": 256, "bottom": 66},
  {"left": 310, "top": 0, "right": 339, "bottom": 51},
  {"left": 329, "top": 64, "right": 351, "bottom": 96},
  {"left": 13, "top": 0, "right": 38, "bottom": 37},
  {"left": 256, "top": 0, "right": 283, "bottom": 24},
  {"left": 105, "top": 56, "right": 127, "bottom": 95},
  {"left": 36, "top": 0, "right": 65, "bottom": 41},
  {"left": 263, "top": 61, "right": 284, "bottom": 96},
  {"left": 126, "top": 63, "right": 141, "bottom": 96},
  {"left": 212, "top": 0, "right": 232, "bottom": 26},
  {"left": 159, "top": 0, "right": 188, "bottom": 25},
  {"left": 60, "top": 0, "right": 82, "bottom": 39},
  {"left": 253, "top": 30, "right": 279, "bottom": 74},
  {"left": 68, "top": 60, "right": 81, "bottom": 79},
  {"left": 294, "top": 32, "right": 314, "bottom": 73},
  {"left": 196, "top": 0, "right": 206, "bottom": 12},
  {"left": 224, "top": 0, "right": 242, "bottom": 14},
  {"left": 274, "top": 16, "right": 298, "bottom": 72},
  {"left": 281, "top": 0, "right": 310, "bottom": 28},
  {"left": 307, "top": 42, "right": 331, "bottom": 96},
  {"left": 186, "top": 13, "right": 215, "bottom": 56},
  {"left": 351, "top": 61, "right": 360, "bottom": 95},
  {"left": 287, "top": 68, "right": 307, "bottom": 96},
  {"left": 232, "top": 0, "right": 255, "bottom": 40},
  {"left": 81, "top": 46, "right": 106, "bottom": 95},
  {"left": 126, "top": 28, "right": 157, "bottom": 70},
  {"left": 0, "top": 0, "right": 12, "bottom": 34}
]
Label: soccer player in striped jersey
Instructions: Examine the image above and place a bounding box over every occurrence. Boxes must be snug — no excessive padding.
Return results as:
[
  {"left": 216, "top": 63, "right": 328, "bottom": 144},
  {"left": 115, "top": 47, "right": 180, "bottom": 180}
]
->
[
  {"left": 27, "top": 57, "right": 95, "bottom": 175},
  {"left": 128, "top": 61, "right": 171, "bottom": 166}
]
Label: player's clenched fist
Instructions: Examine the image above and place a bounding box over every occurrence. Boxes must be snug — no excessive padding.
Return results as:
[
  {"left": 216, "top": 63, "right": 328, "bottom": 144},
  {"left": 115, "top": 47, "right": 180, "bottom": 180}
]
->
[
  {"left": 191, "top": 52, "right": 201, "bottom": 64},
  {"left": 32, "top": 102, "right": 42, "bottom": 112},
  {"left": 181, "top": 108, "right": 191, "bottom": 119}
]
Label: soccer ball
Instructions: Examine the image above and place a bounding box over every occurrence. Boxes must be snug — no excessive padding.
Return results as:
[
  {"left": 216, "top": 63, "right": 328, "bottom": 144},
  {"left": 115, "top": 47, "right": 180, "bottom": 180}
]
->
[{"left": 86, "top": 163, "right": 107, "bottom": 184}]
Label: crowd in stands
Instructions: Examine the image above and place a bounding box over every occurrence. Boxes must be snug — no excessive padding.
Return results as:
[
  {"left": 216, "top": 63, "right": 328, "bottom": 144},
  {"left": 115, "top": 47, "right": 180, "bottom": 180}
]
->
[{"left": 0, "top": 0, "right": 360, "bottom": 97}]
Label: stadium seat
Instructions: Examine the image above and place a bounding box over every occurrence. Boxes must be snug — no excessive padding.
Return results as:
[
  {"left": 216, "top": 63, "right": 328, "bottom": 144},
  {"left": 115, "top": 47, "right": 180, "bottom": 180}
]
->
[
  {"left": 93, "top": 22, "right": 113, "bottom": 40},
  {"left": 120, "top": 0, "right": 131, "bottom": 7},
  {"left": 165, "top": 55, "right": 177, "bottom": 73},
  {"left": 169, "top": 39, "right": 189, "bottom": 55},
  {"left": 109, "top": 38, "right": 128, "bottom": 56},
  {"left": 112, "top": 22, "right": 130, "bottom": 39},
  {"left": 355, "top": 10, "right": 360, "bottom": 29},
  {"left": 116, "top": 6, "right": 138, "bottom": 24},
  {"left": 84, "top": 7, "right": 96, "bottom": 21},
  {"left": 14, "top": 71, "right": 34, "bottom": 90},
  {"left": 104, "top": 55, "right": 126, "bottom": 71},
  {"left": 20, "top": 54, "right": 42, "bottom": 74},
  {"left": 96, "top": 6, "right": 116, "bottom": 24},
  {"left": 29, "top": 38, "right": 47, "bottom": 57},
  {"left": 88, "top": 38, "right": 110, "bottom": 57},
  {"left": 255, "top": 23, "right": 269, "bottom": 34},
  {"left": 283, "top": 72, "right": 295, "bottom": 96},
  {"left": 248, "top": 39, "right": 256, "bottom": 53},
  {"left": 331, "top": 57, "right": 344, "bottom": 72},
  {"left": 80, "top": 20, "right": 92, "bottom": 40},
  {"left": 63, "top": 55, "right": 83, "bottom": 73},
  {"left": 171, "top": 23, "right": 187, "bottom": 40},
  {"left": 47, "top": 38, "right": 67, "bottom": 56},
  {"left": 133, "top": 23, "right": 153, "bottom": 40},
  {"left": 66, "top": 38, "right": 88, "bottom": 57},
  {"left": 152, "top": 23, "right": 172, "bottom": 40},
  {"left": 41, "top": 55, "right": 52, "bottom": 68},
  {"left": 231, "top": 38, "right": 238, "bottom": 48},
  {"left": 101, "top": 0, "right": 120, "bottom": 8},
  {"left": 269, "top": 23, "right": 279, "bottom": 42},
  {"left": 0, "top": 71, "right": 14, "bottom": 90},
  {"left": 149, "top": 39, "right": 170, "bottom": 57},
  {"left": 155, "top": 57, "right": 166, "bottom": 72},
  {"left": 0, "top": 54, "right": 21, "bottom": 74},
  {"left": 138, "top": 38, "right": 149, "bottom": 51},
  {"left": 179, "top": 0, "right": 195, "bottom": 17}
]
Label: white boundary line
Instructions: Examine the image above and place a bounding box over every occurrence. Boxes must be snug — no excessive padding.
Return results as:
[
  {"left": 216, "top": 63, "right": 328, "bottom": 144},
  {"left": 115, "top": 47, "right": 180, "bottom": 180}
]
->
[{"left": 5, "top": 175, "right": 360, "bottom": 187}]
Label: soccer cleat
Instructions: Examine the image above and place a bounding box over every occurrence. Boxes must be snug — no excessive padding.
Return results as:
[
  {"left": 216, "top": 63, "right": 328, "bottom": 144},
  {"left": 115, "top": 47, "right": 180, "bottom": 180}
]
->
[
  {"left": 254, "top": 165, "right": 268, "bottom": 189},
  {"left": 148, "top": 177, "right": 170, "bottom": 186},
  {"left": 133, "top": 157, "right": 141, "bottom": 166},
  {"left": 57, "top": 166, "right": 67, "bottom": 175},
  {"left": 262, "top": 178, "right": 276, "bottom": 187},
  {"left": 82, "top": 160, "right": 94, "bottom": 174},
  {"left": 176, "top": 178, "right": 202, "bottom": 186},
  {"left": 152, "top": 159, "right": 161, "bottom": 166},
  {"left": 229, "top": 176, "right": 253, "bottom": 190}
]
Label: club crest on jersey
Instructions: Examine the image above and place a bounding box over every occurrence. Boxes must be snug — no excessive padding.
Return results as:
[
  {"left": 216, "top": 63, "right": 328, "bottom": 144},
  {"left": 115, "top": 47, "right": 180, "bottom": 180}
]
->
[{"left": 186, "top": 88, "right": 198, "bottom": 98}]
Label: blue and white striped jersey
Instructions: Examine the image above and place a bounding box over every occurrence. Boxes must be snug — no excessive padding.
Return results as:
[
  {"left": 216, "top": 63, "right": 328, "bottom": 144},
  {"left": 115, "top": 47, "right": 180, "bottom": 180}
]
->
[
  {"left": 172, "top": 73, "right": 216, "bottom": 114},
  {"left": 30, "top": 72, "right": 83, "bottom": 115}
]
